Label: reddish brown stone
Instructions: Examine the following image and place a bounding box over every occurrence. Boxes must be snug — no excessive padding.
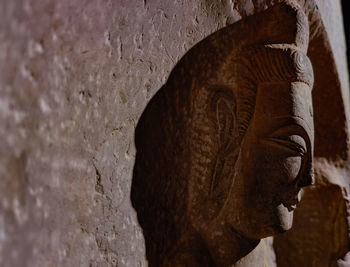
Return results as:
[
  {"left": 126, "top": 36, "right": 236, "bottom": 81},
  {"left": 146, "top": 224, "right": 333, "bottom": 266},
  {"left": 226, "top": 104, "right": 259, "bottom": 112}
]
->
[{"left": 132, "top": 2, "right": 317, "bottom": 265}]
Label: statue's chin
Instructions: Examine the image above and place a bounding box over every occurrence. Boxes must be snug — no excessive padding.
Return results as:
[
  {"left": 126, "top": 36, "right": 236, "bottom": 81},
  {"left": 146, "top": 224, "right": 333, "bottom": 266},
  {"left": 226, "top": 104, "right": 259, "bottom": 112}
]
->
[
  {"left": 276, "top": 204, "right": 294, "bottom": 231},
  {"left": 259, "top": 204, "right": 294, "bottom": 238},
  {"left": 235, "top": 204, "right": 294, "bottom": 240}
]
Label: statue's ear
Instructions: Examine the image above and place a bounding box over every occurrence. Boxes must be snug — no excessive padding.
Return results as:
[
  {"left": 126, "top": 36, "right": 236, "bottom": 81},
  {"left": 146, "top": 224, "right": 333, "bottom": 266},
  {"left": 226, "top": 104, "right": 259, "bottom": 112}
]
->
[
  {"left": 208, "top": 89, "right": 237, "bottom": 195},
  {"left": 211, "top": 89, "right": 236, "bottom": 155}
]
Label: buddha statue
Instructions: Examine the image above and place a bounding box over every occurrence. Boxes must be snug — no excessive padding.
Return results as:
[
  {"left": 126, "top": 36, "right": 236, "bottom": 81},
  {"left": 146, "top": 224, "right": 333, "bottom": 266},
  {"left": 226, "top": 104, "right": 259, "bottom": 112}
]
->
[{"left": 131, "top": 1, "right": 314, "bottom": 266}]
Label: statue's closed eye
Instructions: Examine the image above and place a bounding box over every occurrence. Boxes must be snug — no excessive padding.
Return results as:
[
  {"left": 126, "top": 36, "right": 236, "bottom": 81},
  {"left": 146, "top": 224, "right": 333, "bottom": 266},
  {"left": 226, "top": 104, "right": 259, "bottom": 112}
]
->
[
  {"left": 261, "top": 135, "right": 306, "bottom": 156},
  {"left": 259, "top": 135, "right": 307, "bottom": 185}
]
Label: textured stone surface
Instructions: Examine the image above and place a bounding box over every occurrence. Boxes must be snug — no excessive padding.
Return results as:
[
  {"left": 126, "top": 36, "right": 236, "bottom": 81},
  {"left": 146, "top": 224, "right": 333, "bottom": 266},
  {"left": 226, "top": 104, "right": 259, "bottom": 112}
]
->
[
  {"left": 0, "top": 1, "right": 247, "bottom": 266},
  {"left": 0, "top": 0, "right": 349, "bottom": 266}
]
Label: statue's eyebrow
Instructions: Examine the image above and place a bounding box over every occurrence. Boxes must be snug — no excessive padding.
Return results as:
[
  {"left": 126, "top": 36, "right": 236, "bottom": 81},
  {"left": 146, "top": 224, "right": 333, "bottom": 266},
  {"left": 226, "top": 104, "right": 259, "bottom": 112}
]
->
[
  {"left": 269, "top": 125, "right": 308, "bottom": 144},
  {"left": 265, "top": 118, "right": 312, "bottom": 154},
  {"left": 261, "top": 137, "right": 306, "bottom": 155},
  {"left": 268, "top": 115, "right": 313, "bottom": 137}
]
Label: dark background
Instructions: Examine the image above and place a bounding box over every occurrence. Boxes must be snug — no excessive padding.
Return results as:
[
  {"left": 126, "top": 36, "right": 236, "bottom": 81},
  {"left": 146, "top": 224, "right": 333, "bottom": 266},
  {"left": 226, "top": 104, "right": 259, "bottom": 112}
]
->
[{"left": 342, "top": 1, "right": 349, "bottom": 68}]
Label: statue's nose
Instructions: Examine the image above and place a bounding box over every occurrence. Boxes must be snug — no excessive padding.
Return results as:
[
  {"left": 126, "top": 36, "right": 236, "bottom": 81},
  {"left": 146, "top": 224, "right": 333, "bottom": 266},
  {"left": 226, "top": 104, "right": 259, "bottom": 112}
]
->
[{"left": 297, "top": 172, "right": 314, "bottom": 188}]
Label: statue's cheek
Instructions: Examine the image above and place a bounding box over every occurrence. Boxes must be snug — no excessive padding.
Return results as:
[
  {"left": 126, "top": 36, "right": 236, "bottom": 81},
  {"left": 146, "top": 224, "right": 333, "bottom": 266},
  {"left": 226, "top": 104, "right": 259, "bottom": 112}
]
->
[
  {"left": 280, "top": 156, "right": 302, "bottom": 184},
  {"left": 250, "top": 145, "right": 303, "bottom": 194}
]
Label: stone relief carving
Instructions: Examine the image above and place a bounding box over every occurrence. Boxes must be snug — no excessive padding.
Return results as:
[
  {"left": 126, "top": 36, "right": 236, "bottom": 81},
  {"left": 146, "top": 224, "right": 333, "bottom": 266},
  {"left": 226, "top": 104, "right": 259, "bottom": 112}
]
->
[{"left": 131, "top": 2, "right": 314, "bottom": 266}]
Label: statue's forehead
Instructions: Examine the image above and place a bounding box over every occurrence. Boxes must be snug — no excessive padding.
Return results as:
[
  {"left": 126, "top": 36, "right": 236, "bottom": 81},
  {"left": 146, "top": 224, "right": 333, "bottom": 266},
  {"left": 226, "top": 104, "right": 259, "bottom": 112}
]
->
[
  {"left": 256, "top": 82, "right": 312, "bottom": 114},
  {"left": 253, "top": 81, "right": 314, "bottom": 136},
  {"left": 237, "top": 46, "right": 314, "bottom": 88}
]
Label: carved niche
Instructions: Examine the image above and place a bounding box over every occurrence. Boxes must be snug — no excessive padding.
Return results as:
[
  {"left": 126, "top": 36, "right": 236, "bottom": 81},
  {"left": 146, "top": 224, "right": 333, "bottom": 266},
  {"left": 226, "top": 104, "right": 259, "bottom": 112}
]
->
[{"left": 131, "top": 2, "right": 314, "bottom": 266}]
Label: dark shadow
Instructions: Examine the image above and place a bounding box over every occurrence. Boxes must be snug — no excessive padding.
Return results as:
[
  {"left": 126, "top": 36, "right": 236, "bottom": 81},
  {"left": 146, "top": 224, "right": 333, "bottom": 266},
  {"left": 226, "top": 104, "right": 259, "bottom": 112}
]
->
[
  {"left": 129, "top": 16, "right": 254, "bottom": 265},
  {"left": 341, "top": 0, "right": 350, "bottom": 70},
  {"left": 130, "top": 47, "right": 219, "bottom": 265}
]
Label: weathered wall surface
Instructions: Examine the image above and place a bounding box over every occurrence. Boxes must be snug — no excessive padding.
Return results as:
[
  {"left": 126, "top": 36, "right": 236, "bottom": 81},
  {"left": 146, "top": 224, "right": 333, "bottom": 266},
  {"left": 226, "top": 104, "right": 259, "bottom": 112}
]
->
[
  {"left": 0, "top": 1, "right": 243, "bottom": 266},
  {"left": 0, "top": 0, "right": 348, "bottom": 266}
]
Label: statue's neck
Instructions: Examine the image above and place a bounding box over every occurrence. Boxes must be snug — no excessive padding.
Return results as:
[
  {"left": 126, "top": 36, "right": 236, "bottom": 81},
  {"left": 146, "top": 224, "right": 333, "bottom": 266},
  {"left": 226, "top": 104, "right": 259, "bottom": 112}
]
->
[
  {"left": 203, "top": 222, "right": 260, "bottom": 266},
  {"left": 165, "top": 224, "right": 266, "bottom": 267}
]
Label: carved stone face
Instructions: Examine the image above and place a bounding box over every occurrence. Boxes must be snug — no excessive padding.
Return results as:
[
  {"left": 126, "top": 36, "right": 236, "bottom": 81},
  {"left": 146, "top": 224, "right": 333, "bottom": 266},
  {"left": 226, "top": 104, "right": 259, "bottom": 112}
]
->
[
  {"left": 132, "top": 2, "right": 316, "bottom": 264},
  {"left": 226, "top": 81, "right": 314, "bottom": 239}
]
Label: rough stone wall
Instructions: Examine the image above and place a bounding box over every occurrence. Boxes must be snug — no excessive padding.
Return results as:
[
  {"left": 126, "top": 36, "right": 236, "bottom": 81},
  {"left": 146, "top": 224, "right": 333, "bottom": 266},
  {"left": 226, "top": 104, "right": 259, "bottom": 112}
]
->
[
  {"left": 0, "top": 0, "right": 348, "bottom": 266},
  {"left": 0, "top": 1, "right": 243, "bottom": 266}
]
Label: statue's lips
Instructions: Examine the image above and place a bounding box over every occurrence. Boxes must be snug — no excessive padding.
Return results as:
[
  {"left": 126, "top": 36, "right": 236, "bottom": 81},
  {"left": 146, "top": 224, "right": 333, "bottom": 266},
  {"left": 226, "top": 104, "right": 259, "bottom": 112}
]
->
[{"left": 282, "top": 198, "right": 299, "bottom": 211}]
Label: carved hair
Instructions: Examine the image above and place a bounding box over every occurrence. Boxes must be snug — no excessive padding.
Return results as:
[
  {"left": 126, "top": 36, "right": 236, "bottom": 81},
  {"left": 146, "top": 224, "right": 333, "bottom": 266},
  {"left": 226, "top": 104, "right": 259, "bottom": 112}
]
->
[{"left": 236, "top": 45, "right": 314, "bottom": 138}]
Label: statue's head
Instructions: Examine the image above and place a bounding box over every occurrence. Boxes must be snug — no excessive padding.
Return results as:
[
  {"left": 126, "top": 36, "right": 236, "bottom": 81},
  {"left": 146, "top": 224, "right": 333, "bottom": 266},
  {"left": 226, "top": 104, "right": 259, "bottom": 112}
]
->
[
  {"left": 132, "top": 2, "right": 314, "bottom": 264},
  {"left": 229, "top": 47, "right": 314, "bottom": 238},
  {"left": 187, "top": 45, "right": 314, "bottom": 244}
]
